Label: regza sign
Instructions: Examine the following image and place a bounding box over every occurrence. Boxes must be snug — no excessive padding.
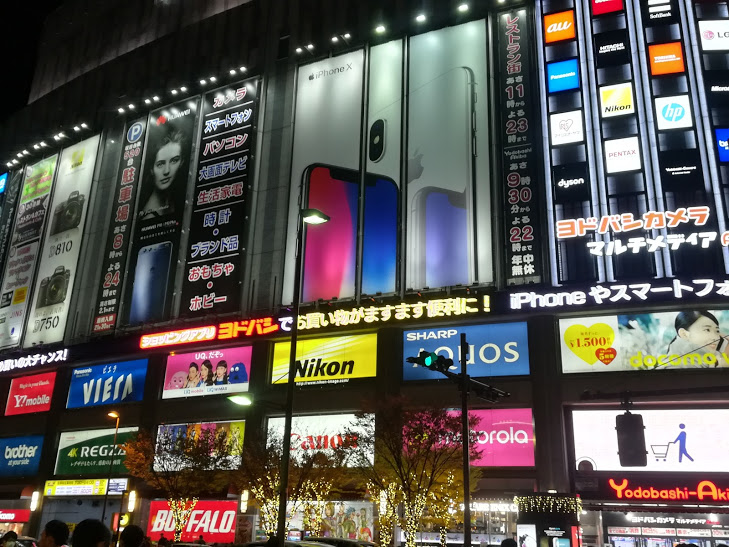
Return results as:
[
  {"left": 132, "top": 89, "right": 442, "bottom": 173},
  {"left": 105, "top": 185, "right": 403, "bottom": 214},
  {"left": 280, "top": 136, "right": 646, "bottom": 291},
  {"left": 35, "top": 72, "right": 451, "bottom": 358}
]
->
[{"left": 403, "top": 322, "right": 529, "bottom": 380}]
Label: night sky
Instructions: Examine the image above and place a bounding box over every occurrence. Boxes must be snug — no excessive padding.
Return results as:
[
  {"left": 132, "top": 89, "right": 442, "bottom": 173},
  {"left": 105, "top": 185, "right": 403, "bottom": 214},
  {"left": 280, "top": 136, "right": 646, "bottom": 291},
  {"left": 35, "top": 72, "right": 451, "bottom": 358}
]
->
[{"left": 0, "top": 0, "right": 63, "bottom": 122}]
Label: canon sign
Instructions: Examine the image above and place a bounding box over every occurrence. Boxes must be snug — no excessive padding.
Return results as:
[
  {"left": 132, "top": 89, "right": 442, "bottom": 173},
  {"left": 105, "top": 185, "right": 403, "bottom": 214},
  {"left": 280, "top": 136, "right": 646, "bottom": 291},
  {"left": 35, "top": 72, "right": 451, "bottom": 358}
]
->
[
  {"left": 147, "top": 501, "right": 237, "bottom": 542},
  {"left": 0, "top": 509, "right": 30, "bottom": 523}
]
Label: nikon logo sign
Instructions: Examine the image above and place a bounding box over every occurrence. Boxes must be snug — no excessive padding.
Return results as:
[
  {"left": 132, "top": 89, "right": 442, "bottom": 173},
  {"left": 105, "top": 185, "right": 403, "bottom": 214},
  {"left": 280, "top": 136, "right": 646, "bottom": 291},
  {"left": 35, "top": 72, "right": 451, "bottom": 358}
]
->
[{"left": 272, "top": 333, "right": 377, "bottom": 385}]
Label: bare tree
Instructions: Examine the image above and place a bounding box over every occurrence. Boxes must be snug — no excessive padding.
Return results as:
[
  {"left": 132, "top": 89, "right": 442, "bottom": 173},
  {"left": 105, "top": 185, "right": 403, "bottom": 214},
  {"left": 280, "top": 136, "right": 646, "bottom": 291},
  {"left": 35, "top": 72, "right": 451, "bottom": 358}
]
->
[
  {"left": 123, "top": 425, "right": 241, "bottom": 541},
  {"left": 347, "top": 396, "right": 480, "bottom": 547}
]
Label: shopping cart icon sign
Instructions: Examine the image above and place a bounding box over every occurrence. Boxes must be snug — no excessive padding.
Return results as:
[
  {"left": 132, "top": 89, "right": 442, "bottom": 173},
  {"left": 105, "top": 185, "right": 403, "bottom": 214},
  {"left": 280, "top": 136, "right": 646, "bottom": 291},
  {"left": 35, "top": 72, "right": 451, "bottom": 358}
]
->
[{"left": 651, "top": 442, "right": 673, "bottom": 461}]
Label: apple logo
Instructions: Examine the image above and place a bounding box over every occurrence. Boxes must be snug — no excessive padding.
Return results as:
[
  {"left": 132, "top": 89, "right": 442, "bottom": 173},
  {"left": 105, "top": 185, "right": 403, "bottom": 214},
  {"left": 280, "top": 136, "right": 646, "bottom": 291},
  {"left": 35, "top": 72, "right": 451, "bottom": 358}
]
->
[
  {"left": 309, "top": 74, "right": 314, "bottom": 81},
  {"left": 408, "top": 148, "right": 424, "bottom": 184}
]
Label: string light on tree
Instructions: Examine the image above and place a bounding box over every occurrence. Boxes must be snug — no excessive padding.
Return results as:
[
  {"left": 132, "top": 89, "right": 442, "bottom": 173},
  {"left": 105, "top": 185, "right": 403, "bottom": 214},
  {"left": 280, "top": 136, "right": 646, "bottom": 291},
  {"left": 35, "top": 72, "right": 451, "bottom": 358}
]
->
[{"left": 513, "top": 494, "right": 582, "bottom": 516}]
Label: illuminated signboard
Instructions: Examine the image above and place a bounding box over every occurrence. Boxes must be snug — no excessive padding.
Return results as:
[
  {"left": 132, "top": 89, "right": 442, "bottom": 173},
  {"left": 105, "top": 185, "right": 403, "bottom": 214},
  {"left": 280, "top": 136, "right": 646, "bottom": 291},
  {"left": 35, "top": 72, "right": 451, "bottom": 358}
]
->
[
  {"left": 654, "top": 95, "right": 693, "bottom": 130},
  {"left": 0, "top": 509, "right": 30, "bottom": 523},
  {"left": 599, "top": 83, "right": 634, "bottom": 118},
  {"left": 641, "top": 0, "right": 678, "bottom": 26},
  {"left": 0, "top": 173, "right": 6, "bottom": 195},
  {"left": 0, "top": 349, "right": 68, "bottom": 374},
  {"left": 559, "top": 310, "right": 729, "bottom": 373},
  {"left": 547, "top": 59, "right": 580, "bottom": 93},
  {"left": 44, "top": 478, "right": 128, "bottom": 496},
  {"left": 162, "top": 346, "right": 251, "bottom": 399},
  {"left": 55, "top": 428, "right": 138, "bottom": 475},
  {"left": 544, "top": 10, "right": 576, "bottom": 44},
  {"left": 267, "top": 413, "right": 374, "bottom": 466},
  {"left": 604, "top": 136, "right": 641, "bottom": 173},
  {"left": 649, "top": 42, "right": 685, "bottom": 76},
  {"left": 573, "top": 409, "right": 729, "bottom": 472},
  {"left": 553, "top": 163, "right": 590, "bottom": 202},
  {"left": 591, "top": 0, "right": 624, "bottom": 16},
  {"left": 154, "top": 421, "right": 244, "bottom": 471},
  {"left": 716, "top": 128, "right": 729, "bottom": 162},
  {"left": 67, "top": 359, "right": 147, "bottom": 409},
  {"left": 550, "top": 110, "right": 584, "bottom": 146},
  {"left": 590, "top": 477, "right": 729, "bottom": 504},
  {"left": 699, "top": 20, "right": 729, "bottom": 51},
  {"left": 402, "top": 322, "right": 529, "bottom": 380},
  {"left": 594, "top": 30, "right": 631, "bottom": 68},
  {"left": 271, "top": 333, "right": 377, "bottom": 384},
  {"left": 139, "top": 295, "right": 492, "bottom": 349},
  {"left": 0, "top": 436, "right": 43, "bottom": 476},
  {"left": 147, "top": 500, "right": 238, "bottom": 543},
  {"left": 466, "top": 408, "right": 535, "bottom": 467},
  {"left": 658, "top": 149, "right": 703, "bottom": 189},
  {"left": 5, "top": 371, "right": 56, "bottom": 415}
]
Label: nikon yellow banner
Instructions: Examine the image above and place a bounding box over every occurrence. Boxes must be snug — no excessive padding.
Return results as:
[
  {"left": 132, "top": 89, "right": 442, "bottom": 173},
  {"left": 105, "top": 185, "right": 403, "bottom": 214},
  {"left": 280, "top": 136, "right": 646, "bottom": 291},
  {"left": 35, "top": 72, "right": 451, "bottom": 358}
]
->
[{"left": 272, "top": 333, "right": 377, "bottom": 384}]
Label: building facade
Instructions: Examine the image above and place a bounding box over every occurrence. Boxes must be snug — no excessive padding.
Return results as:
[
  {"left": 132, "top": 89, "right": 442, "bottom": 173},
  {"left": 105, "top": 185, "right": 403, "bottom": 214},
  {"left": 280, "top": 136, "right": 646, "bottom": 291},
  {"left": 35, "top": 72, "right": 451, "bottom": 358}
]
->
[{"left": 0, "top": 0, "right": 729, "bottom": 545}]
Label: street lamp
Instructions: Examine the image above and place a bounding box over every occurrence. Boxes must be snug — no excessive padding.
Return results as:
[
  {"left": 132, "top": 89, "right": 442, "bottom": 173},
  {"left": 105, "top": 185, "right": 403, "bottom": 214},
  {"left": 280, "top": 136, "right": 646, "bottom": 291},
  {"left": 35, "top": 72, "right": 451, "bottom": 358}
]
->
[
  {"left": 101, "top": 411, "right": 121, "bottom": 526},
  {"left": 276, "top": 207, "right": 329, "bottom": 547}
]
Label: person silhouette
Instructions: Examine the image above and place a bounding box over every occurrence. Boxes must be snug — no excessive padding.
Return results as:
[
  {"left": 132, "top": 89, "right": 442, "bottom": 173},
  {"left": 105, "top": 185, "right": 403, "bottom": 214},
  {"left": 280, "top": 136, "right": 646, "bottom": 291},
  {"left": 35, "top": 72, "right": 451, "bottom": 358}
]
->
[{"left": 673, "top": 423, "right": 694, "bottom": 462}]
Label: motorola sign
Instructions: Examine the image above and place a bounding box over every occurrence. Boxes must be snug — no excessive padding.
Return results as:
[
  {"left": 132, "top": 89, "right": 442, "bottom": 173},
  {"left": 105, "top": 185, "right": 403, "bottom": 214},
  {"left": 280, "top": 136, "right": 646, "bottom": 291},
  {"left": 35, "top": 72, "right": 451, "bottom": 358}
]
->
[
  {"left": 654, "top": 95, "right": 693, "bottom": 130},
  {"left": 552, "top": 162, "right": 590, "bottom": 202},
  {"left": 550, "top": 110, "right": 584, "bottom": 146},
  {"left": 547, "top": 59, "right": 580, "bottom": 93},
  {"left": 594, "top": 30, "right": 631, "bottom": 68},
  {"left": 599, "top": 83, "right": 634, "bottom": 118},
  {"left": 699, "top": 20, "right": 729, "bottom": 51},
  {"left": 604, "top": 137, "right": 642, "bottom": 174}
]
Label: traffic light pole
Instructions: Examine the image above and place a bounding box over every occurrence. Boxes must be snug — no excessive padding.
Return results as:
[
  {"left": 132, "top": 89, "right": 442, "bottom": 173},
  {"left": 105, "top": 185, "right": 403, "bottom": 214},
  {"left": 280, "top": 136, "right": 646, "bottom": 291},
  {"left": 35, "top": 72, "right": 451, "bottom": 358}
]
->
[{"left": 460, "top": 333, "right": 471, "bottom": 547}]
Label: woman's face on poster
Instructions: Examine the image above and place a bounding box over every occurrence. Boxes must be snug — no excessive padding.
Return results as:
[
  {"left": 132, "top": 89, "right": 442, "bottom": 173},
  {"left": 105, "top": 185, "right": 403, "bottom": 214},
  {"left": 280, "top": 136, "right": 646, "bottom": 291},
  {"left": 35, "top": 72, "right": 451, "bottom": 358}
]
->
[
  {"left": 153, "top": 141, "right": 182, "bottom": 192},
  {"left": 679, "top": 315, "right": 721, "bottom": 348}
]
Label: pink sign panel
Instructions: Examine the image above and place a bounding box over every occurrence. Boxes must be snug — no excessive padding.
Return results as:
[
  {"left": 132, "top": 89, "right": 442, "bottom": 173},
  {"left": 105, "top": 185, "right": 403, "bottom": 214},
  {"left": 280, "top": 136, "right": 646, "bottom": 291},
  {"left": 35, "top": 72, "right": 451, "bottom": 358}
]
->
[
  {"left": 466, "top": 408, "right": 535, "bottom": 467},
  {"left": 147, "top": 500, "right": 237, "bottom": 542},
  {"left": 162, "top": 346, "right": 252, "bottom": 399},
  {"left": 5, "top": 371, "right": 56, "bottom": 415}
]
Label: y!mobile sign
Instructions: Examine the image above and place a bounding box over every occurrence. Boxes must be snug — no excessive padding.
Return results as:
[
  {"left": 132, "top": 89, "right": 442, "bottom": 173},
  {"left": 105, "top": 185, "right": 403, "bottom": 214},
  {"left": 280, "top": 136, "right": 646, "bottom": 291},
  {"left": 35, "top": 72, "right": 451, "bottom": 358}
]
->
[
  {"left": 147, "top": 500, "right": 237, "bottom": 543},
  {"left": 468, "top": 408, "right": 535, "bottom": 467},
  {"left": 573, "top": 409, "right": 729, "bottom": 472},
  {"left": 402, "top": 322, "right": 529, "bottom": 380},
  {"left": 5, "top": 371, "right": 56, "bottom": 415}
]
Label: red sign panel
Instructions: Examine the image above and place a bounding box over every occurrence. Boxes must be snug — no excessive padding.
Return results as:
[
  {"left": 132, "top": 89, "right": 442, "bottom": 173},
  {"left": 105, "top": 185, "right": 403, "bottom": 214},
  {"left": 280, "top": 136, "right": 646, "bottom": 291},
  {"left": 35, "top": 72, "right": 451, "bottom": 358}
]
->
[
  {"left": 591, "top": 0, "right": 624, "bottom": 16},
  {"left": 147, "top": 500, "right": 237, "bottom": 542},
  {"left": 0, "top": 509, "right": 31, "bottom": 522},
  {"left": 5, "top": 371, "right": 56, "bottom": 415}
]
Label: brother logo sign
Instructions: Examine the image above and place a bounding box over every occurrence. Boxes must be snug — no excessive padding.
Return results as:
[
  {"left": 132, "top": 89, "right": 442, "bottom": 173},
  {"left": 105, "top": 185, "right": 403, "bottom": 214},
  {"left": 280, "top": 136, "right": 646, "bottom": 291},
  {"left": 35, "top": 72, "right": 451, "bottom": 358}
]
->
[{"left": 0, "top": 436, "right": 43, "bottom": 476}]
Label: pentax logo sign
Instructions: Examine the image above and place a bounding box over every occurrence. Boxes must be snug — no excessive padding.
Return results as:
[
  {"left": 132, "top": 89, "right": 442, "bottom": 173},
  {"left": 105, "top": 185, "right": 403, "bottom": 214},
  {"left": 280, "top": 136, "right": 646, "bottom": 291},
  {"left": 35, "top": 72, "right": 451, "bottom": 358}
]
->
[{"left": 544, "top": 10, "right": 576, "bottom": 43}]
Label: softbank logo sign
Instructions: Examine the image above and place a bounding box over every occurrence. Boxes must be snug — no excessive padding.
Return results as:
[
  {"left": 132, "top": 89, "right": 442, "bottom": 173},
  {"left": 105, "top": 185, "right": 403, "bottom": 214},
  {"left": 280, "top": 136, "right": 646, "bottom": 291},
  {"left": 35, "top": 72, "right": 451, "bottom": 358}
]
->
[
  {"left": 599, "top": 83, "right": 634, "bottom": 118},
  {"left": 604, "top": 136, "right": 642, "bottom": 173},
  {"left": 544, "top": 10, "right": 576, "bottom": 43},
  {"left": 655, "top": 95, "right": 692, "bottom": 130},
  {"left": 699, "top": 20, "right": 729, "bottom": 51}
]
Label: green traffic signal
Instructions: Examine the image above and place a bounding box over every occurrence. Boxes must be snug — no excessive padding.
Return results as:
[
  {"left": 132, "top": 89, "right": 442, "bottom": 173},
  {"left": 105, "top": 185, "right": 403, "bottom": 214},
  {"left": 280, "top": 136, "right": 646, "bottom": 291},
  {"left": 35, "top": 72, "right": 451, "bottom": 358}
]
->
[{"left": 406, "top": 351, "right": 453, "bottom": 373}]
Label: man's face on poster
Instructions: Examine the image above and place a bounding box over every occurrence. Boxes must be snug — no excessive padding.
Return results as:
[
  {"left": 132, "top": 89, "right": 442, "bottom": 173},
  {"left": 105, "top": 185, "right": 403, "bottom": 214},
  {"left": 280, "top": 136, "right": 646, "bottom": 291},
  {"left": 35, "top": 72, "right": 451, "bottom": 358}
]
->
[{"left": 153, "top": 141, "right": 182, "bottom": 191}]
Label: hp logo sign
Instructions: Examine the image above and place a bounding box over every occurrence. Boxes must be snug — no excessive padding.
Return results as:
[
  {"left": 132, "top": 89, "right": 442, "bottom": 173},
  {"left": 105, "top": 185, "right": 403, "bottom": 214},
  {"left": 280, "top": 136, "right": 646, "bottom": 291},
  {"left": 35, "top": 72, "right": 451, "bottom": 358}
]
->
[{"left": 661, "top": 103, "right": 685, "bottom": 123}]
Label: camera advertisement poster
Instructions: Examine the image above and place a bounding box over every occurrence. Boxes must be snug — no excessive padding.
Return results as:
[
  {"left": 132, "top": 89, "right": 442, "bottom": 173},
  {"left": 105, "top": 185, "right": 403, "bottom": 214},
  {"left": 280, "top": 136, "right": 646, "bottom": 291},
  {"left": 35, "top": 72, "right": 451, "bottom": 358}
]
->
[
  {"left": 24, "top": 135, "right": 100, "bottom": 347},
  {"left": 91, "top": 117, "right": 147, "bottom": 334},
  {"left": 0, "top": 155, "right": 59, "bottom": 349},
  {"left": 559, "top": 310, "right": 729, "bottom": 373},
  {"left": 180, "top": 79, "right": 259, "bottom": 316},
  {"left": 121, "top": 98, "right": 200, "bottom": 326},
  {"left": 162, "top": 345, "right": 252, "bottom": 399}
]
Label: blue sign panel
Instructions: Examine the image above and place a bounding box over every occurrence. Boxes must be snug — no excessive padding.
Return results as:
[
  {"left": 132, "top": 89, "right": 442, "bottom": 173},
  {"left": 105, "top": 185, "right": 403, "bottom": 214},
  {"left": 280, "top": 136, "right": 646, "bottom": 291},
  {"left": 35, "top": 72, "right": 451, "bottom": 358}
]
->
[
  {"left": 403, "top": 322, "right": 530, "bottom": 380},
  {"left": 67, "top": 359, "right": 148, "bottom": 409},
  {"left": 716, "top": 128, "right": 729, "bottom": 162},
  {"left": 547, "top": 59, "right": 580, "bottom": 93},
  {"left": 0, "top": 172, "right": 7, "bottom": 195},
  {"left": 0, "top": 435, "right": 43, "bottom": 476}
]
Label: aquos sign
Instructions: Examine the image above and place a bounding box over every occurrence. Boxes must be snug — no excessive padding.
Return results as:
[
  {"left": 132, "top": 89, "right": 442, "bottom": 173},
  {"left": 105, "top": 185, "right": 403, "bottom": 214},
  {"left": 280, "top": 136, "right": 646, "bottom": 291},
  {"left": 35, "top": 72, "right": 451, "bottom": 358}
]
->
[
  {"left": 403, "top": 322, "right": 529, "bottom": 380},
  {"left": 147, "top": 500, "right": 238, "bottom": 542}
]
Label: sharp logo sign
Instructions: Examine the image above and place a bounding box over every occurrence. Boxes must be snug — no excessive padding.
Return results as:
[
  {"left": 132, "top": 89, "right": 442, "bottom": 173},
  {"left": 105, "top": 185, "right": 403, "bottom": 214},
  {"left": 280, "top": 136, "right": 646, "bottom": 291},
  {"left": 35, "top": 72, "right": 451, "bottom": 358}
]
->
[
  {"left": 544, "top": 10, "right": 576, "bottom": 43},
  {"left": 699, "top": 20, "right": 729, "bottom": 51},
  {"left": 655, "top": 95, "right": 693, "bottom": 130},
  {"left": 599, "top": 83, "right": 634, "bottom": 118},
  {"left": 604, "top": 137, "right": 642, "bottom": 173}
]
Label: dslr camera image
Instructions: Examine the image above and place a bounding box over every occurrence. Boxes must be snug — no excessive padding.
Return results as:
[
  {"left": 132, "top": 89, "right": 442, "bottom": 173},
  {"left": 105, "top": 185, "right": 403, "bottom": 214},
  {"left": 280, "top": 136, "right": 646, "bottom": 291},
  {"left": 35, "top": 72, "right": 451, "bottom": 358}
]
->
[
  {"left": 37, "top": 266, "right": 71, "bottom": 308},
  {"left": 50, "top": 191, "right": 85, "bottom": 235}
]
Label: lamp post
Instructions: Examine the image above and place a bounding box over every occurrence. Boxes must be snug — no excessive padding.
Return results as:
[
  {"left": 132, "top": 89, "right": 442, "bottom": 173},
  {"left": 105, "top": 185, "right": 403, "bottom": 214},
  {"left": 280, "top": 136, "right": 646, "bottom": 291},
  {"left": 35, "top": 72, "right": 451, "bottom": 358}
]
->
[
  {"left": 102, "top": 411, "right": 121, "bottom": 526},
  {"left": 276, "top": 207, "right": 329, "bottom": 547}
]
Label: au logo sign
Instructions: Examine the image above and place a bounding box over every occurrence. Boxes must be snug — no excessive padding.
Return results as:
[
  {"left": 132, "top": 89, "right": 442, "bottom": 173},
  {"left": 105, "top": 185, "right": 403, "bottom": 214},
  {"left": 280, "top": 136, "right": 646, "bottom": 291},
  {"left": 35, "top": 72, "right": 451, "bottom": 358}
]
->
[{"left": 544, "top": 10, "right": 576, "bottom": 43}]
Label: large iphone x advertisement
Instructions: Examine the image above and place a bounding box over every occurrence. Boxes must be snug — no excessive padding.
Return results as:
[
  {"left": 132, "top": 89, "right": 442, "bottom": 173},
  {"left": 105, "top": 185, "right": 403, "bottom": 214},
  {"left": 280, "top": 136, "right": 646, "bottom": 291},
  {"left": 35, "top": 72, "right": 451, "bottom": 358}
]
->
[
  {"left": 283, "top": 21, "right": 493, "bottom": 303},
  {"left": 121, "top": 98, "right": 200, "bottom": 325},
  {"left": 25, "top": 136, "right": 100, "bottom": 346},
  {"left": 0, "top": 156, "right": 58, "bottom": 348}
]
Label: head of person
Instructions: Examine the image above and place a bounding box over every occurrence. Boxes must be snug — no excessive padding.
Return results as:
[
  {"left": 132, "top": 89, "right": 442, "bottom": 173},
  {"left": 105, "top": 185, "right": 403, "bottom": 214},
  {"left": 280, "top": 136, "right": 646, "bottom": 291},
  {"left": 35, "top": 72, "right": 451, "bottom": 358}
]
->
[
  {"left": 200, "top": 360, "right": 213, "bottom": 382},
  {"left": 2, "top": 532, "right": 17, "bottom": 547},
  {"left": 152, "top": 130, "right": 184, "bottom": 193},
  {"left": 502, "top": 539, "right": 518, "bottom": 547},
  {"left": 119, "top": 525, "right": 145, "bottom": 547},
  {"left": 188, "top": 363, "right": 199, "bottom": 381},
  {"left": 72, "top": 519, "right": 111, "bottom": 547},
  {"left": 215, "top": 361, "right": 227, "bottom": 380},
  {"left": 40, "top": 520, "right": 70, "bottom": 547},
  {"left": 675, "top": 310, "right": 721, "bottom": 348}
]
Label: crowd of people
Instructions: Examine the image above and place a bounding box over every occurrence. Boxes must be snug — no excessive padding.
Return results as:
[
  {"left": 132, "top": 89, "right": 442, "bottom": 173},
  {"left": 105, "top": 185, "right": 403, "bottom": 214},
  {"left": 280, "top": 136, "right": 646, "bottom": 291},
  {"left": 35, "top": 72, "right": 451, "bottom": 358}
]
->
[{"left": 0, "top": 520, "right": 155, "bottom": 547}]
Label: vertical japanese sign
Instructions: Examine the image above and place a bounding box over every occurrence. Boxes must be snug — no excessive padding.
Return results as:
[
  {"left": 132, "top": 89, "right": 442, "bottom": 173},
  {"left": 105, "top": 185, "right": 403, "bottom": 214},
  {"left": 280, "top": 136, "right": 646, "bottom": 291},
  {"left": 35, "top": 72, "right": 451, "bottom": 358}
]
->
[
  {"left": 180, "top": 80, "right": 258, "bottom": 315},
  {"left": 497, "top": 10, "right": 542, "bottom": 285},
  {"left": 0, "top": 171, "right": 23, "bottom": 272},
  {"left": 0, "top": 156, "right": 58, "bottom": 349},
  {"left": 91, "top": 119, "right": 147, "bottom": 334},
  {"left": 121, "top": 98, "right": 200, "bottom": 326},
  {"left": 24, "top": 136, "right": 100, "bottom": 347}
]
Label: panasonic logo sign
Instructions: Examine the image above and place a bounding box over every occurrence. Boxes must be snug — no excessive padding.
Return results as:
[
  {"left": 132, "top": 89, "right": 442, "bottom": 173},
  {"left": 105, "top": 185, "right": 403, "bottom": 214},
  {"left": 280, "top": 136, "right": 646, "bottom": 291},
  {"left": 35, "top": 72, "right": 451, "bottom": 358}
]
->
[{"left": 550, "top": 71, "right": 576, "bottom": 80}]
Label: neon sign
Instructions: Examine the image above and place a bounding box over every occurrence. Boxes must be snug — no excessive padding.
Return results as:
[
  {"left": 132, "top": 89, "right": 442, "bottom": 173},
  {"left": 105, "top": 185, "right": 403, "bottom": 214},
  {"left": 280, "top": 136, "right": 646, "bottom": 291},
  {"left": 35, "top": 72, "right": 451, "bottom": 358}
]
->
[
  {"left": 0, "top": 349, "right": 69, "bottom": 374},
  {"left": 139, "top": 326, "right": 217, "bottom": 349},
  {"left": 608, "top": 478, "right": 729, "bottom": 502}
]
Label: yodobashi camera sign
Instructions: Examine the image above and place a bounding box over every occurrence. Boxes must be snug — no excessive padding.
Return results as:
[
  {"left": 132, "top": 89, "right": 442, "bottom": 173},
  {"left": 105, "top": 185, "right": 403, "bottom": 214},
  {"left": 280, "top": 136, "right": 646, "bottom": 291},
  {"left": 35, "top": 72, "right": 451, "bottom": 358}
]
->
[
  {"left": 402, "top": 322, "right": 530, "bottom": 380},
  {"left": 24, "top": 135, "right": 100, "bottom": 347}
]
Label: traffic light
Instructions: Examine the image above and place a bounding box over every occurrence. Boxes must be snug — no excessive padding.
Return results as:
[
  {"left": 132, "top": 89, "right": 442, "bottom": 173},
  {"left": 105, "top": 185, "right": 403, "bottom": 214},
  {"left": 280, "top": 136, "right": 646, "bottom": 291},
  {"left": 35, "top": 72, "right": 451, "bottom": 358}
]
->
[
  {"left": 406, "top": 351, "right": 453, "bottom": 374},
  {"left": 615, "top": 411, "right": 647, "bottom": 467}
]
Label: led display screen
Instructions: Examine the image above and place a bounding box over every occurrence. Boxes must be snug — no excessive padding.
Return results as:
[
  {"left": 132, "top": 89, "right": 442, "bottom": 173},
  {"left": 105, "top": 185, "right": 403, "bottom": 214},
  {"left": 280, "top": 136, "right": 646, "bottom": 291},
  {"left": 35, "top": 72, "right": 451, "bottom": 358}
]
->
[{"left": 162, "top": 345, "right": 251, "bottom": 399}]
